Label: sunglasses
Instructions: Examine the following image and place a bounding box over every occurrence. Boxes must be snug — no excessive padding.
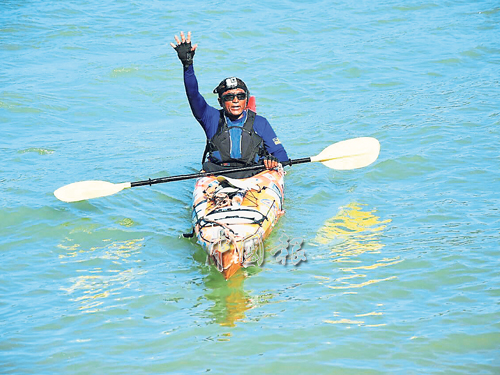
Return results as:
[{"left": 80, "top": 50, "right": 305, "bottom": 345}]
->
[{"left": 221, "top": 93, "right": 247, "bottom": 102}]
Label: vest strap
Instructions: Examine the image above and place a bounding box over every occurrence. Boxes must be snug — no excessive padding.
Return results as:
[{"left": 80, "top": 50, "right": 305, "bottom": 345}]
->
[{"left": 202, "top": 110, "right": 265, "bottom": 166}]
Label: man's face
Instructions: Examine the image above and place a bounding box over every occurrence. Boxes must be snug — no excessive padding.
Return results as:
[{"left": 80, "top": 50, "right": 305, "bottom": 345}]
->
[{"left": 220, "top": 88, "right": 247, "bottom": 119}]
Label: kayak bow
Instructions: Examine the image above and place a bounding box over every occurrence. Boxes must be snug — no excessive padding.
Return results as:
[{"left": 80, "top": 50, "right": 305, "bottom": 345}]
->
[{"left": 191, "top": 167, "right": 285, "bottom": 279}]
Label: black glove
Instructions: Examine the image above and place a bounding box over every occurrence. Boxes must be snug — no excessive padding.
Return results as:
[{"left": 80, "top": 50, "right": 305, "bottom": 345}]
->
[
  {"left": 263, "top": 155, "right": 279, "bottom": 169},
  {"left": 264, "top": 155, "right": 279, "bottom": 164},
  {"left": 174, "top": 41, "right": 195, "bottom": 67}
]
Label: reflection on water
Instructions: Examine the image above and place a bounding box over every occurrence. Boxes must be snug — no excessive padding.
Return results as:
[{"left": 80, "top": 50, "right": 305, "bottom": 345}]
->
[
  {"left": 315, "top": 202, "right": 391, "bottom": 261},
  {"left": 203, "top": 271, "right": 253, "bottom": 328},
  {"left": 314, "top": 202, "right": 399, "bottom": 327},
  {"left": 58, "top": 238, "right": 145, "bottom": 313}
]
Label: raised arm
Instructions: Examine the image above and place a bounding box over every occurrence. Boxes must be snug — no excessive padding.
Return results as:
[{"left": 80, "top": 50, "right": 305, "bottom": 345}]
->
[{"left": 171, "top": 31, "right": 219, "bottom": 136}]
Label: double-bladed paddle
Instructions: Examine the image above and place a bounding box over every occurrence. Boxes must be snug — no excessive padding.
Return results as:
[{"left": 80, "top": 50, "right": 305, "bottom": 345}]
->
[{"left": 54, "top": 137, "right": 380, "bottom": 203}]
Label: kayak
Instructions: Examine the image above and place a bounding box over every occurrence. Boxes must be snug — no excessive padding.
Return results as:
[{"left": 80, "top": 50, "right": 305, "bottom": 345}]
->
[{"left": 191, "top": 167, "right": 285, "bottom": 279}]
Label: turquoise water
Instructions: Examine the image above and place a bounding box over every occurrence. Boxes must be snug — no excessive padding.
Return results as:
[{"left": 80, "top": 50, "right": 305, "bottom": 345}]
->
[{"left": 2, "top": 0, "right": 499, "bottom": 373}]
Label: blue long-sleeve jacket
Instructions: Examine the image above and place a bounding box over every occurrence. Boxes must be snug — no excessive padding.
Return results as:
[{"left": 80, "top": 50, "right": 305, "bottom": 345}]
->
[{"left": 183, "top": 65, "right": 289, "bottom": 162}]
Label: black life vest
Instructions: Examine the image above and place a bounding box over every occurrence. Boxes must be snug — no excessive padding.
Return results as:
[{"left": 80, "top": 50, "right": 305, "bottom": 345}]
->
[{"left": 202, "top": 110, "right": 268, "bottom": 168}]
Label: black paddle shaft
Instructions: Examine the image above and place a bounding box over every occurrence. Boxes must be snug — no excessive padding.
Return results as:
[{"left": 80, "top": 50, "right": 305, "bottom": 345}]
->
[{"left": 130, "top": 157, "right": 311, "bottom": 188}]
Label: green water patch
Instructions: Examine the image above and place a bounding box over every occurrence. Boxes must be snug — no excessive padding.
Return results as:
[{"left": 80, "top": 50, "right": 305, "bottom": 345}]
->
[
  {"left": 343, "top": 67, "right": 367, "bottom": 79},
  {"left": 17, "top": 148, "right": 55, "bottom": 156},
  {"left": 0, "top": 99, "right": 42, "bottom": 114},
  {"left": 393, "top": 4, "right": 439, "bottom": 11},
  {"left": 479, "top": 8, "right": 500, "bottom": 16},
  {"left": 376, "top": 155, "right": 437, "bottom": 179},
  {"left": 115, "top": 217, "right": 135, "bottom": 228},
  {"left": 110, "top": 66, "right": 140, "bottom": 78},
  {"left": 433, "top": 58, "right": 462, "bottom": 65},
  {"left": 460, "top": 48, "right": 483, "bottom": 59},
  {"left": 370, "top": 81, "right": 404, "bottom": 88}
]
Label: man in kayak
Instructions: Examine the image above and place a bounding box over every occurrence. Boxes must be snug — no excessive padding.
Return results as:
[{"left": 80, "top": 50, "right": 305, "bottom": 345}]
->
[{"left": 171, "top": 31, "right": 289, "bottom": 178}]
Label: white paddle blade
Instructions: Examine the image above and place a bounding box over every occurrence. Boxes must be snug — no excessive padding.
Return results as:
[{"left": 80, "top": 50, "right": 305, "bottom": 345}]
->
[
  {"left": 311, "top": 137, "right": 380, "bottom": 170},
  {"left": 54, "top": 181, "right": 131, "bottom": 202}
]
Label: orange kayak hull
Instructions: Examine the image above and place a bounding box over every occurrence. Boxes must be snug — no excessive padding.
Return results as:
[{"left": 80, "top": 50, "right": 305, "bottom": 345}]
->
[{"left": 191, "top": 168, "right": 285, "bottom": 280}]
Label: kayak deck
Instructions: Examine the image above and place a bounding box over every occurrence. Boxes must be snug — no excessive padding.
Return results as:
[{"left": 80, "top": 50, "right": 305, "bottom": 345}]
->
[{"left": 191, "top": 167, "right": 285, "bottom": 279}]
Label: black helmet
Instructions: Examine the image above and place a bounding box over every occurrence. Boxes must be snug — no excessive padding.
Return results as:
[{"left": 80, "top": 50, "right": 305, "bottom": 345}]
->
[{"left": 213, "top": 77, "right": 249, "bottom": 97}]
